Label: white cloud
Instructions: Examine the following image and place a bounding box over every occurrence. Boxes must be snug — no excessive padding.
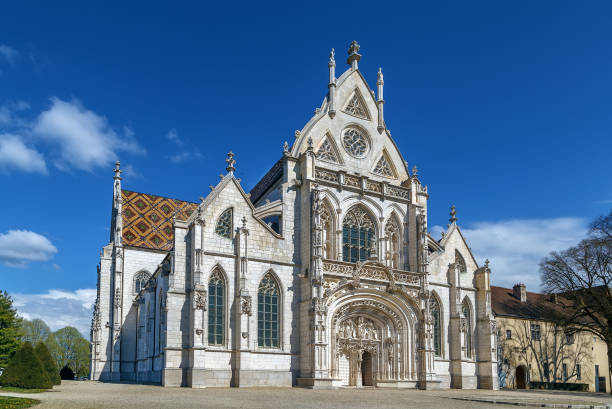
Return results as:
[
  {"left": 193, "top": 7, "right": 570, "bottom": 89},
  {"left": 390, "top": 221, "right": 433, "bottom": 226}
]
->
[
  {"left": 33, "top": 97, "right": 145, "bottom": 171},
  {"left": 166, "top": 128, "right": 182, "bottom": 145},
  {"left": 0, "top": 134, "right": 48, "bottom": 174},
  {"left": 0, "top": 229, "right": 57, "bottom": 267},
  {"left": 11, "top": 288, "right": 96, "bottom": 337},
  {"left": 170, "top": 151, "right": 202, "bottom": 163},
  {"left": 432, "top": 217, "right": 588, "bottom": 291},
  {"left": 0, "top": 45, "right": 18, "bottom": 65}
]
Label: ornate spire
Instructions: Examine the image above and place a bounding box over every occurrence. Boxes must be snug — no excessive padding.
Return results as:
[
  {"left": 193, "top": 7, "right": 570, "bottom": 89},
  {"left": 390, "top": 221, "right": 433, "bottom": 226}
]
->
[
  {"left": 225, "top": 151, "right": 236, "bottom": 173},
  {"left": 449, "top": 205, "right": 457, "bottom": 224},
  {"left": 113, "top": 160, "right": 122, "bottom": 180},
  {"left": 377, "top": 67, "right": 385, "bottom": 133},
  {"left": 328, "top": 48, "right": 336, "bottom": 118},
  {"left": 347, "top": 40, "right": 361, "bottom": 70}
]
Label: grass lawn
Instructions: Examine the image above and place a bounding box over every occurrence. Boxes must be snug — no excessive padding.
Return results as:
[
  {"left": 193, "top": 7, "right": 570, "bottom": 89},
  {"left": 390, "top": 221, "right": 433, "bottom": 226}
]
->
[
  {"left": 0, "top": 387, "right": 48, "bottom": 394},
  {"left": 0, "top": 396, "right": 40, "bottom": 409}
]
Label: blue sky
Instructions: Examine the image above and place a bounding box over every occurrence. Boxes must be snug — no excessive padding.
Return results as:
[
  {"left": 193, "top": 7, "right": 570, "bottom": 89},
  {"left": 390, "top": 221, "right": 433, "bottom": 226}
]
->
[{"left": 1, "top": 1, "right": 610, "bottom": 335}]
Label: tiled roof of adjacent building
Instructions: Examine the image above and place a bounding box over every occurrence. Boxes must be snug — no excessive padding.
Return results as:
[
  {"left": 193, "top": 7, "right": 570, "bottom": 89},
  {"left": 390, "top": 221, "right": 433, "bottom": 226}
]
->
[
  {"left": 491, "top": 285, "right": 567, "bottom": 321},
  {"left": 121, "top": 190, "right": 198, "bottom": 251}
]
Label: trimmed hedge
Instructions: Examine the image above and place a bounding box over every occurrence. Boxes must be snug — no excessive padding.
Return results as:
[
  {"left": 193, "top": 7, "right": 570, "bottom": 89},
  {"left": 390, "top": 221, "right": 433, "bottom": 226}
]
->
[
  {"left": 0, "top": 342, "right": 51, "bottom": 389},
  {"left": 34, "top": 342, "right": 60, "bottom": 386},
  {"left": 529, "top": 381, "right": 589, "bottom": 391}
]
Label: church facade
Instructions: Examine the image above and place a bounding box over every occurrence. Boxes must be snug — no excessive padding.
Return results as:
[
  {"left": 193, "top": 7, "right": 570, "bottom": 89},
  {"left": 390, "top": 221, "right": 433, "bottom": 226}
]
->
[{"left": 90, "top": 41, "right": 499, "bottom": 390}]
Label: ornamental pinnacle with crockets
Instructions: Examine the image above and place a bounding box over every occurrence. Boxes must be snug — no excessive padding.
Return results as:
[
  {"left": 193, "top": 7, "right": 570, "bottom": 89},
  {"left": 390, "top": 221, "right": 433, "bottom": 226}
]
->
[{"left": 226, "top": 151, "right": 236, "bottom": 174}]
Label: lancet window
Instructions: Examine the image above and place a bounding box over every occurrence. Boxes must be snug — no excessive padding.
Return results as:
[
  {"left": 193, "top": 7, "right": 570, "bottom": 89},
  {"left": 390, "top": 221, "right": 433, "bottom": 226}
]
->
[
  {"left": 462, "top": 299, "right": 472, "bottom": 358},
  {"left": 429, "top": 295, "right": 442, "bottom": 357},
  {"left": 215, "top": 208, "right": 233, "bottom": 239},
  {"left": 384, "top": 216, "right": 401, "bottom": 269},
  {"left": 455, "top": 250, "right": 467, "bottom": 272},
  {"left": 208, "top": 268, "right": 225, "bottom": 345},
  {"left": 258, "top": 272, "right": 280, "bottom": 348},
  {"left": 342, "top": 205, "right": 375, "bottom": 263}
]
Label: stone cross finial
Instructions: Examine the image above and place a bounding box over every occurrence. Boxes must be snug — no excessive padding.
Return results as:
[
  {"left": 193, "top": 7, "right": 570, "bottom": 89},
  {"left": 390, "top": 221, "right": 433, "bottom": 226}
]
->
[
  {"left": 226, "top": 151, "right": 236, "bottom": 173},
  {"left": 449, "top": 205, "right": 457, "bottom": 224},
  {"left": 241, "top": 216, "right": 247, "bottom": 229},
  {"left": 113, "top": 161, "right": 122, "bottom": 180},
  {"left": 329, "top": 48, "right": 335, "bottom": 67},
  {"left": 412, "top": 165, "right": 418, "bottom": 177},
  {"left": 485, "top": 259, "right": 490, "bottom": 269},
  {"left": 347, "top": 40, "right": 361, "bottom": 69},
  {"left": 307, "top": 137, "right": 313, "bottom": 150},
  {"left": 283, "top": 141, "right": 289, "bottom": 154}
]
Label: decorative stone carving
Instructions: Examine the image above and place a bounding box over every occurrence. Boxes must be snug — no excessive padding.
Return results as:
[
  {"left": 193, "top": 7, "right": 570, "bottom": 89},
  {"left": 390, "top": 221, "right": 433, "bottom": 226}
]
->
[
  {"left": 315, "top": 168, "right": 339, "bottom": 183},
  {"left": 386, "top": 185, "right": 410, "bottom": 200},
  {"left": 241, "top": 295, "right": 252, "bottom": 316},
  {"left": 343, "top": 174, "right": 360, "bottom": 188},
  {"left": 193, "top": 291, "right": 207, "bottom": 310}
]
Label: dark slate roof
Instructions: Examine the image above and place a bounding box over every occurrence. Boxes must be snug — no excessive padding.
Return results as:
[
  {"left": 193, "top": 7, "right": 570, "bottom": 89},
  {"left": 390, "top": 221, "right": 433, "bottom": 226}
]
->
[{"left": 491, "top": 285, "right": 567, "bottom": 321}]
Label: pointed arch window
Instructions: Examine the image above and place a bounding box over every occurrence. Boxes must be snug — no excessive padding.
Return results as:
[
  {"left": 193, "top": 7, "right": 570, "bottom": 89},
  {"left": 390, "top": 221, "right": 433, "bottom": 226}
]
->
[
  {"left": 455, "top": 250, "right": 467, "bottom": 272},
  {"left": 258, "top": 273, "right": 280, "bottom": 348},
  {"left": 316, "top": 137, "right": 340, "bottom": 163},
  {"left": 430, "top": 295, "right": 442, "bottom": 357},
  {"left": 208, "top": 268, "right": 225, "bottom": 345},
  {"left": 462, "top": 299, "right": 472, "bottom": 359},
  {"left": 384, "top": 216, "right": 401, "bottom": 269},
  {"left": 215, "top": 208, "right": 233, "bottom": 239},
  {"left": 342, "top": 205, "right": 375, "bottom": 263},
  {"left": 134, "top": 271, "right": 151, "bottom": 294},
  {"left": 320, "top": 204, "right": 334, "bottom": 259}
]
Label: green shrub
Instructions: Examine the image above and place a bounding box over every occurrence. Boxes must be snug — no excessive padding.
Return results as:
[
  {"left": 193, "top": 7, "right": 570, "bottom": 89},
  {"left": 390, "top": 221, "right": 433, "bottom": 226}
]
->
[
  {"left": 34, "top": 342, "right": 60, "bottom": 385},
  {"left": 0, "top": 342, "right": 51, "bottom": 389}
]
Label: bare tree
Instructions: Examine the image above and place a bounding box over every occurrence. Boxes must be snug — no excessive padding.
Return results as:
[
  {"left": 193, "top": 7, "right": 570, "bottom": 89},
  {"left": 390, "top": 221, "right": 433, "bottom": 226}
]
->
[
  {"left": 499, "top": 320, "right": 590, "bottom": 387},
  {"left": 540, "top": 210, "right": 612, "bottom": 393}
]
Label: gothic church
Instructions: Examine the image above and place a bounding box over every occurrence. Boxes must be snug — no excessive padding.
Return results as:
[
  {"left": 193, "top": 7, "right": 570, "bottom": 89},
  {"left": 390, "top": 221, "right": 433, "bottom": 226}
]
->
[{"left": 91, "top": 41, "right": 499, "bottom": 389}]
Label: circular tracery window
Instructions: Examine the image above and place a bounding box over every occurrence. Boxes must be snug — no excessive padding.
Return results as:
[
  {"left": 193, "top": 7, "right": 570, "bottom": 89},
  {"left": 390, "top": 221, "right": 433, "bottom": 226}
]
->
[{"left": 342, "top": 128, "right": 369, "bottom": 158}]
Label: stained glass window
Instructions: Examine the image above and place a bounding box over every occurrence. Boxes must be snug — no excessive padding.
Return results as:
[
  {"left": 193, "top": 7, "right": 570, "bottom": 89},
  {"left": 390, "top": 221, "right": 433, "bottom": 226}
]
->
[
  {"left": 344, "top": 92, "right": 369, "bottom": 119},
  {"left": 342, "top": 128, "right": 369, "bottom": 158},
  {"left": 430, "top": 295, "right": 442, "bottom": 357},
  {"left": 208, "top": 269, "right": 225, "bottom": 345},
  {"left": 342, "top": 205, "right": 375, "bottom": 263},
  {"left": 258, "top": 273, "right": 280, "bottom": 348},
  {"left": 215, "top": 208, "right": 233, "bottom": 239}
]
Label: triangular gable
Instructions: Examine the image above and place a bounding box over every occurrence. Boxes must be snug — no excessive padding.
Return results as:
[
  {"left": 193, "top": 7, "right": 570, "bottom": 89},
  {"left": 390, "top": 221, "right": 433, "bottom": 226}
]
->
[
  {"left": 372, "top": 149, "right": 397, "bottom": 178},
  {"left": 343, "top": 88, "right": 371, "bottom": 120},
  {"left": 315, "top": 132, "right": 343, "bottom": 164},
  {"left": 439, "top": 223, "right": 479, "bottom": 267}
]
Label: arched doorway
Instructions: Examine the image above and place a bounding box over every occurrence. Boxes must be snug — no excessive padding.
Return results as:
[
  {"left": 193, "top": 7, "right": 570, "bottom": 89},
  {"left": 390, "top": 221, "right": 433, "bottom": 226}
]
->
[
  {"left": 361, "top": 351, "right": 373, "bottom": 386},
  {"left": 515, "top": 365, "right": 527, "bottom": 389}
]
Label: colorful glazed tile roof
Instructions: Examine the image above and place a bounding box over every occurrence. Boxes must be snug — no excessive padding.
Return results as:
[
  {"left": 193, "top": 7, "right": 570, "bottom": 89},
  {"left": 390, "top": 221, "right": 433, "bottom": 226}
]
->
[{"left": 121, "top": 190, "right": 198, "bottom": 250}]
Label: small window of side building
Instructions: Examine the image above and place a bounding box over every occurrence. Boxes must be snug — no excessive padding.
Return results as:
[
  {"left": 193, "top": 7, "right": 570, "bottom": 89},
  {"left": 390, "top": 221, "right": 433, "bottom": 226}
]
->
[
  {"left": 562, "top": 363, "right": 568, "bottom": 381},
  {"left": 530, "top": 323, "right": 541, "bottom": 341},
  {"left": 565, "top": 332, "right": 574, "bottom": 345},
  {"left": 506, "top": 329, "right": 512, "bottom": 339},
  {"left": 576, "top": 364, "right": 581, "bottom": 380}
]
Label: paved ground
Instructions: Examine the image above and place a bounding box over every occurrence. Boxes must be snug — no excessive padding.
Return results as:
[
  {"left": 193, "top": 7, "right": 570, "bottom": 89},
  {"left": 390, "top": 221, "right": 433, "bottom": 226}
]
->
[{"left": 1, "top": 381, "right": 611, "bottom": 409}]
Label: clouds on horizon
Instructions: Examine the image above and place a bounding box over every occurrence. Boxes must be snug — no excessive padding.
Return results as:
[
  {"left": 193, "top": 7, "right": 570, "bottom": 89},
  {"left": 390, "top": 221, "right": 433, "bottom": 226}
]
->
[
  {"left": 0, "top": 229, "right": 58, "bottom": 267},
  {"left": 11, "top": 288, "right": 96, "bottom": 337},
  {"left": 432, "top": 217, "right": 589, "bottom": 290}
]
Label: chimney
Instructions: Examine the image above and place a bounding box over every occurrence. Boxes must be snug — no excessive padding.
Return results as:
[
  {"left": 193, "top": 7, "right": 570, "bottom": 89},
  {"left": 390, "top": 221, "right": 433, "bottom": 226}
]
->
[{"left": 513, "top": 283, "right": 526, "bottom": 302}]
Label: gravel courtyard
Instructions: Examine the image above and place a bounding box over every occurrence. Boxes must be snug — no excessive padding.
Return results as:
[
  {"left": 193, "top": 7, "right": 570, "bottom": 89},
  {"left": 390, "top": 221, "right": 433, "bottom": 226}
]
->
[{"left": 1, "top": 381, "right": 611, "bottom": 409}]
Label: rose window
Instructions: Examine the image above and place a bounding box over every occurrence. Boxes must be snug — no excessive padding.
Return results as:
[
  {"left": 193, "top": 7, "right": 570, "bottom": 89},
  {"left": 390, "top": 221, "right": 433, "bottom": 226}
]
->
[{"left": 342, "top": 128, "right": 369, "bottom": 158}]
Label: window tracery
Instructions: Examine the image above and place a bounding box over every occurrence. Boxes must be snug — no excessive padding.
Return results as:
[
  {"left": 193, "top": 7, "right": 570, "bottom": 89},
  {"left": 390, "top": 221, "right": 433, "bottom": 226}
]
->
[
  {"left": 258, "top": 272, "right": 280, "bottom": 348},
  {"left": 320, "top": 204, "right": 334, "bottom": 259},
  {"left": 344, "top": 92, "right": 369, "bottom": 119},
  {"left": 133, "top": 271, "right": 151, "bottom": 294},
  {"left": 373, "top": 155, "right": 394, "bottom": 177},
  {"left": 455, "top": 250, "right": 467, "bottom": 272},
  {"left": 316, "top": 138, "right": 339, "bottom": 163},
  {"left": 429, "top": 295, "right": 442, "bottom": 357},
  {"left": 208, "top": 268, "right": 225, "bottom": 345},
  {"left": 342, "top": 205, "right": 375, "bottom": 263},
  {"left": 215, "top": 208, "right": 233, "bottom": 239},
  {"left": 342, "top": 128, "right": 369, "bottom": 158}
]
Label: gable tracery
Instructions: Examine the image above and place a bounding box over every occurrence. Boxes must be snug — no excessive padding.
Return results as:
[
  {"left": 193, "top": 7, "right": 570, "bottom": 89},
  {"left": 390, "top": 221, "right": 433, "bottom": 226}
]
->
[
  {"left": 215, "top": 208, "right": 233, "bottom": 239},
  {"left": 373, "top": 153, "right": 395, "bottom": 178},
  {"left": 343, "top": 90, "right": 370, "bottom": 120},
  {"left": 455, "top": 250, "right": 467, "bottom": 272},
  {"left": 316, "top": 135, "right": 341, "bottom": 164}
]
